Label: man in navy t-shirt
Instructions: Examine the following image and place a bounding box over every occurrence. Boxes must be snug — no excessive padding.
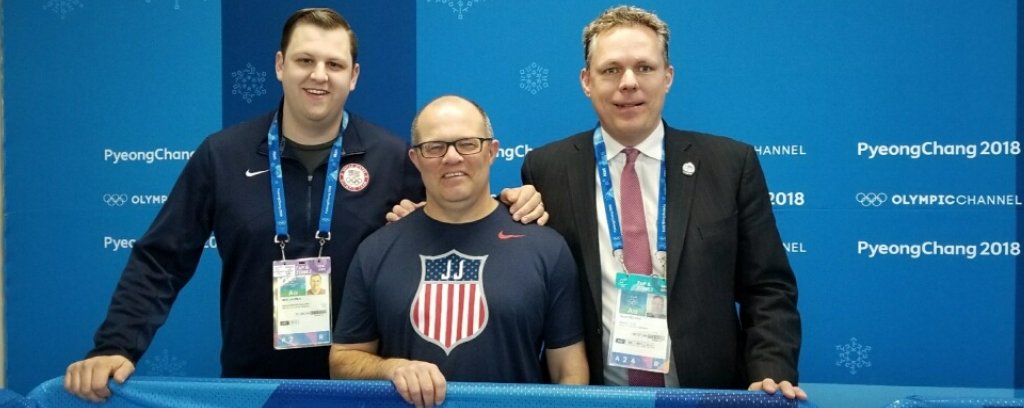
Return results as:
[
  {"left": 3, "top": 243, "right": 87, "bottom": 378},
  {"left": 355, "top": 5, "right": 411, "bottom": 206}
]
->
[{"left": 330, "top": 95, "right": 588, "bottom": 407}]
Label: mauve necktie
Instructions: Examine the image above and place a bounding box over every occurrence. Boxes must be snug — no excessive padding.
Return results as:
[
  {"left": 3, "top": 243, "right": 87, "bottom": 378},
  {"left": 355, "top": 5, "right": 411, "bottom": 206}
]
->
[{"left": 620, "top": 148, "right": 666, "bottom": 387}]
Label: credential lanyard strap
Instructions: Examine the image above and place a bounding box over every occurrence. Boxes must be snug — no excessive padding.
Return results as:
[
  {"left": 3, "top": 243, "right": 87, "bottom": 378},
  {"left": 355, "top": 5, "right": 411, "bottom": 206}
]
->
[
  {"left": 268, "top": 111, "right": 349, "bottom": 259},
  {"left": 593, "top": 127, "right": 667, "bottom": 273}
]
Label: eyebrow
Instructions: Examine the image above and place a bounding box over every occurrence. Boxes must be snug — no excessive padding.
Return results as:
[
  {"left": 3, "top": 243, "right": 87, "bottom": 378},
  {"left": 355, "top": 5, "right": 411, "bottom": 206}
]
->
[{"left": 290, "top": 51, "right": 349, "bottom": 61}]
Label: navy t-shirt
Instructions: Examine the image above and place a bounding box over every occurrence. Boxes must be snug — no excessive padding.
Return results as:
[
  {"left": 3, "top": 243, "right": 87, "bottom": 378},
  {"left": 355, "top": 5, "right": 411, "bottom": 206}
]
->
[{"left": 334, "top": 203, "right": 583, "bottom": 383}]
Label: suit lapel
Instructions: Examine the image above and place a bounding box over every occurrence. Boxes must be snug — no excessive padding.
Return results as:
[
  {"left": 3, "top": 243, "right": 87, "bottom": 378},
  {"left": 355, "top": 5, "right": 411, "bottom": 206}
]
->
[
  {"left": 568, "top": 135, "right": 603, "bottom": 317},
  {"left": 664, "top": 128, "right": 697, "bottom": 296}
]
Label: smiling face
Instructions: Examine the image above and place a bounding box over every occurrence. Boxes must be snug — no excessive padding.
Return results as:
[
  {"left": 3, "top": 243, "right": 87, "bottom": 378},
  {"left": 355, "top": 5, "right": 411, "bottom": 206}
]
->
[
  {"left": 275, "top": 23, "right": 360, "bottom": 140},
  {"left": 581, "top": 25, "right": 673, "bottom": 146},
  {"left": 409, "top": 96, "right": 498, "bottom": 222}
]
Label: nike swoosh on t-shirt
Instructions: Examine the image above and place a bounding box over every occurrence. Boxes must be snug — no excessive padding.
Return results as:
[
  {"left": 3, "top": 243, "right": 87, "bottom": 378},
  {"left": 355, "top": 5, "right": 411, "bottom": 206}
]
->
[{"left": 497, "top": 231, "right": 526, "bottom": 240}]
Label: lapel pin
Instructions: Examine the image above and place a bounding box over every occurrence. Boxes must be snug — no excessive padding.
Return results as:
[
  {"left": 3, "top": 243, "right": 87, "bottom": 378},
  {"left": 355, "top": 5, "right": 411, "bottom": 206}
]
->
[{"left": 682, "top": 162, "right": 696, "bottom": 176}]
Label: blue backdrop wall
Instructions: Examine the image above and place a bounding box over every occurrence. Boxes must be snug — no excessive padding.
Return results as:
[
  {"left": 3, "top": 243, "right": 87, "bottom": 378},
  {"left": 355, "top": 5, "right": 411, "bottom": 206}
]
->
[{"left": 3, "top": 0, "right": 1021, "bottom": 402}]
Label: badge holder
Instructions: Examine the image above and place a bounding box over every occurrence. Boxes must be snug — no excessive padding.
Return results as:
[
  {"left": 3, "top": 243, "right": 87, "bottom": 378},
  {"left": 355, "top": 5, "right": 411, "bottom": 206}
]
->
[
  {"left": 607, "top": 272, "right": 671, "bottom": 374},
  {"left": 272, "top": 234, "right": 333, "bottom": 349}
]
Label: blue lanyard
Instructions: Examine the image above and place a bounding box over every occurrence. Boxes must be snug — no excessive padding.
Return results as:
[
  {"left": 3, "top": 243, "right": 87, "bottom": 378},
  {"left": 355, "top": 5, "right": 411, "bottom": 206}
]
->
[
  {"left": 267, "top": 111, "right": 349, "bottom": 259},
  {"left": 593, "top": 128, "right": 667, "bottom": 274}
]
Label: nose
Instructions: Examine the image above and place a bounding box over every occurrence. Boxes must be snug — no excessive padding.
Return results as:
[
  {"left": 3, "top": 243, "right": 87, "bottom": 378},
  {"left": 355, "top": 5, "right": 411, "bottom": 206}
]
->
[
  {"left": 310, "top": 63, "right": 328, "bottom": 82},
  {"left": 619, "top": 69, "right": 639, "bottom": 91}
]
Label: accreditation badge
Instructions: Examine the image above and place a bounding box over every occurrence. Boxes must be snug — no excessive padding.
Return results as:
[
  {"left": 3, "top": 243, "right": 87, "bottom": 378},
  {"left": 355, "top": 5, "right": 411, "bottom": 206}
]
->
[
  {"left": 272, "top": 256, "right": 332, "bottom": 349},
  {"left": 607, "top": 272, "right": 671, "bottom": 373}
]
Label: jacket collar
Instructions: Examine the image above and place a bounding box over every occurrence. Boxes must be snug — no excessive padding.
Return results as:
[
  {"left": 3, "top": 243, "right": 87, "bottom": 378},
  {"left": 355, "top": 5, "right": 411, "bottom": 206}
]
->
[{"left": 255, "top": 105, "right": 368, "bottom": 157}]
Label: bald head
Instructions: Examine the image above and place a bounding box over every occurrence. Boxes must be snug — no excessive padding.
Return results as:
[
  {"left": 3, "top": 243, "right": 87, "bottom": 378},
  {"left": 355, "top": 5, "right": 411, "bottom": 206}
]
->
[{"left": 411, "top": 95, "right": 493, "bottom": 145}]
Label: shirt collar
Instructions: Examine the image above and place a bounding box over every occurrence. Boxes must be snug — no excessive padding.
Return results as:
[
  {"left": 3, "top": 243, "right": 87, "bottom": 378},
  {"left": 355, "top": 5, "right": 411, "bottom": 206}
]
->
[{"left": 600, "top": 121, "right": 665, "bottom": 161}]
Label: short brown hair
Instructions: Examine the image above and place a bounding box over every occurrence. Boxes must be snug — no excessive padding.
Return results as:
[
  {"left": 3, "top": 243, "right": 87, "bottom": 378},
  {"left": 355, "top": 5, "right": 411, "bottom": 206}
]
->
[
  {"left": 280, "top": 8, "right": 359, "bottom": 63},
  {"left": 582, "top": 5, "right": 670, "bottom": 68}
]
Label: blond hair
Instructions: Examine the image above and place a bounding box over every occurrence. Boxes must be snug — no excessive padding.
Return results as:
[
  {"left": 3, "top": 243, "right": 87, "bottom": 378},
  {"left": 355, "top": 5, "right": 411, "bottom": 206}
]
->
[{"left": 582, "top": 5, "right": 670, "bottom": 68}]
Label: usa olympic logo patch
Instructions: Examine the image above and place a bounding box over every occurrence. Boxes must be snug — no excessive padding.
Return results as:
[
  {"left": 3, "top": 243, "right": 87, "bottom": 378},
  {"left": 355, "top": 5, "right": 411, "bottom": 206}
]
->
[{"left": 339, "top": 163, "right": 370, "bottom": 192}]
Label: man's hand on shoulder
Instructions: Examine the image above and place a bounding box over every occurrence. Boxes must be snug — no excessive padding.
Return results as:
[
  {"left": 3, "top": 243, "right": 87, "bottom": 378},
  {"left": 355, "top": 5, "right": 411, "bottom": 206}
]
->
[
  {"left": 499, "top": 185, "right": 548, "bottom": 225},
  {"left": 385, "top": 199, "right": 426, "bottom": 223},
  {"left": 64, "top": 355, "right": 135, "bottom": 402},
  {"left": 386, "top": 186, "right": 550, "bottom": 226},
  {"left": 748, "top": 378, "right": 807, "bottom": 400}
]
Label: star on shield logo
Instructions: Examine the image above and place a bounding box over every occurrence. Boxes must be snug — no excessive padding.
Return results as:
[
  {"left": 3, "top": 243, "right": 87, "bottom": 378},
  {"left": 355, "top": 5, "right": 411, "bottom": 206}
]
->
[{"left": 410, "top": 250, "right": 489, "bottom": 355}]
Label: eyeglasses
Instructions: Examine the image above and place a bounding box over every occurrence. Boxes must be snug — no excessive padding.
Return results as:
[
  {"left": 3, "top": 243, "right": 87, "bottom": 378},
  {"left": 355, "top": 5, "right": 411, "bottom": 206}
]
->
[{"left": 414, "top": 137, "right": 493, "bottom": 158}]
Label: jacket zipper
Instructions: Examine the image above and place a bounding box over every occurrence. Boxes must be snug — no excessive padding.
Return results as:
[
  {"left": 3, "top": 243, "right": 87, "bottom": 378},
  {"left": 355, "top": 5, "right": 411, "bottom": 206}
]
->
[{"left": 306, "top": 173, "right": 314, "bottom": 229}]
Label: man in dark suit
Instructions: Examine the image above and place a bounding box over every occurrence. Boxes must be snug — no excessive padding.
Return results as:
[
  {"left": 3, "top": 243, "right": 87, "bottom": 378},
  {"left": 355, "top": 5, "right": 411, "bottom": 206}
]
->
[{"left": 521, "top": 5, "right": 805, "bottom": 400}]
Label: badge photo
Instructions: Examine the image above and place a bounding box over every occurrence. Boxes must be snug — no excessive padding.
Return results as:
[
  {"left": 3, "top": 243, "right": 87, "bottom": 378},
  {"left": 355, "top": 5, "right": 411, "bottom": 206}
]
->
[{"left": 339, "top": 163, "right": 370, "bottom": 192}]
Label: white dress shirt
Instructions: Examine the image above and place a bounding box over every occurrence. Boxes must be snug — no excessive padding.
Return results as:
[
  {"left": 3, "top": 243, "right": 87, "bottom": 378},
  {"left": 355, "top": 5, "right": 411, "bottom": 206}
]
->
[{"left": 594, "top": 122, "right": 680, "bottom": 387}]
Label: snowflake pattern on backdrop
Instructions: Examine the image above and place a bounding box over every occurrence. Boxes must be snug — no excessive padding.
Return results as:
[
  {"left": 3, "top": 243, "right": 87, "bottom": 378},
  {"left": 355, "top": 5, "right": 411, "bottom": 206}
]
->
[
  {"left": 145, "top": 0, "right": 206, "bottom": 10},
  {"left": 519, "top": 62, "right": 550, "bottom": 95},
  {"left": 44, "top": 0, "right": 84, "bottom": 19},
  {"left": 137, "top": 349, "right": 187, "bottom": 377},
  {"left": 231, "top": 63, "right": 269, "bottom": 104},
  {"left": 427, "top": 0, "right": 486, "bottom": 20},
  {"left": 836, "top": 337, "right": 872, "bottom": 374}
]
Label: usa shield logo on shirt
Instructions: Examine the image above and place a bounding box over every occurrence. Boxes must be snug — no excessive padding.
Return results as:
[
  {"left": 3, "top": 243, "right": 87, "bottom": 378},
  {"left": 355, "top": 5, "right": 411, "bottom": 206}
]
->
[{"left": 410, "top": 250, "right": 489, "bottom": 355}]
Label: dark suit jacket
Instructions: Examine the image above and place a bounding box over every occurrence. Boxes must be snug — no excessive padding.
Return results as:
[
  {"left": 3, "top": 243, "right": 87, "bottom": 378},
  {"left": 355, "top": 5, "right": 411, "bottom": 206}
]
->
[{"left": 521, "top": 124, "right": 800, "bottom": 389}]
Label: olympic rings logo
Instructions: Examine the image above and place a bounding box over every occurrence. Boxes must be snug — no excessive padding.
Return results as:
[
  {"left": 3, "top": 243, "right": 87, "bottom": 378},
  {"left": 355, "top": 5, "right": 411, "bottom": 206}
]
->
[
  {"left": 103, "top": 194, "right": 128, "bottom": 206},
  {"left": 855, "top": 192, "right": 887, "bottom": 207}
]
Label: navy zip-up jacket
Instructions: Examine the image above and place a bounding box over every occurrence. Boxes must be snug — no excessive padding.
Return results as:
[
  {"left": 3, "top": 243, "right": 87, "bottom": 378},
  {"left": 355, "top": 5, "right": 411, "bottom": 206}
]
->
[{"left": 88, "top": 111, "right": 424, "bottom": 379}]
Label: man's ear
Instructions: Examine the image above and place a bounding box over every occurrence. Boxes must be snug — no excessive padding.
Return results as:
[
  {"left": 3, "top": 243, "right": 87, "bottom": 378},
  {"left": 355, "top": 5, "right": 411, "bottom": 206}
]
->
[
  {"left": 408, "top": 148, "right": 422, "bottom": 172},
  {"left": 487, "top": 139, "right": 500, "bottom": 162},
  {"left": 580, "top": 67, "right": 593, "bottom": 97},
  {"left": 349, "top": 63, "right": 361, "bottom": 91},
  {"left": 275, "top": 51, "right": 285, "bottom": 81},
  {"left": 664, "top": 64, "right": 674, "bottom": 93}
]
